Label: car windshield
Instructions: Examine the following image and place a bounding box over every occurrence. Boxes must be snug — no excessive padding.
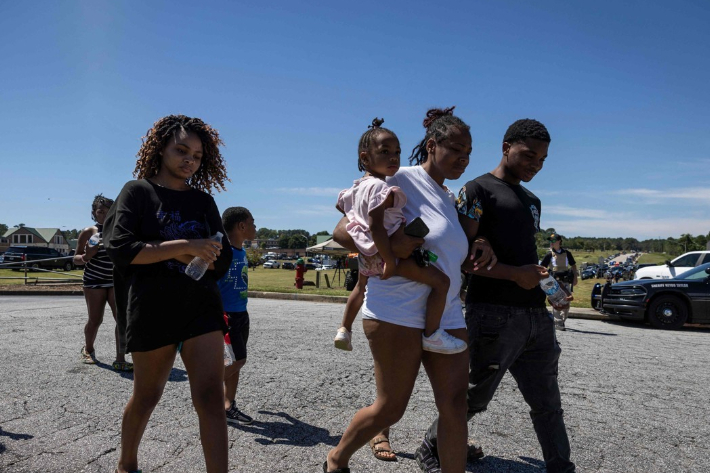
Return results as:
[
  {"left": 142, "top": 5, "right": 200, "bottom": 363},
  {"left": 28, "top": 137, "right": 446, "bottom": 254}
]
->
[{"left": 675, "top": 263, "right": 710, "bottom": 281}]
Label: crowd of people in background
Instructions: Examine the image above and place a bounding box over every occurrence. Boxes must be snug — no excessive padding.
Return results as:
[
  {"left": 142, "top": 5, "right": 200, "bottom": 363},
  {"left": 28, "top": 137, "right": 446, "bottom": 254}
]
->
[{"left": 75, "top": 110, "right": 576, "bottom": 473}]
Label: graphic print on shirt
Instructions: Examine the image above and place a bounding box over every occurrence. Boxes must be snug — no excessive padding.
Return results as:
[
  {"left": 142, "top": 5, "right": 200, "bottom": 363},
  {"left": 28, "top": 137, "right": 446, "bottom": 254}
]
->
[
  {"left": 156, "top": 209, "right": 206, "bottom": 272},
  {"left": 223, "top": 253, "right": 248, "bottom": 298},
  {"left": 529, "top": 204, "right": 540, "bottom": 233},
  {"left": 456, "top": 187, "right": 483, "bottom": 221}
]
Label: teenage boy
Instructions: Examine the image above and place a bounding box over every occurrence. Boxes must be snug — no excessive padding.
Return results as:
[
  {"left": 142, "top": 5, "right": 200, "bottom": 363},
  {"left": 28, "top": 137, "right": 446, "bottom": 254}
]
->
[
  {"left": 541, "top": 233, "right": 578, "bottom": 330},
  {"left": 217, "top": 207, "right": 257, "bottom": 425},
  {"left": 416, "top": 119, "right": 576, "bottom": 473}
]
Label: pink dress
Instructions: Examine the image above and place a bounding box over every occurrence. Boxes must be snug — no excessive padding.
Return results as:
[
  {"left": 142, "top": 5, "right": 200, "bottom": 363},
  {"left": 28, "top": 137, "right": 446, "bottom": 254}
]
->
[{"left": 337, "top": 176, "right": 407, "bottom": 277}]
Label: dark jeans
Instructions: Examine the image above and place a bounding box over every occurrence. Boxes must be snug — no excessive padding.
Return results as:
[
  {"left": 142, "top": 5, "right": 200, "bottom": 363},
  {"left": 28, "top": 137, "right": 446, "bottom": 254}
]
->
[{"left": 426, "top": 303, "right": 575, "bottom": 473}]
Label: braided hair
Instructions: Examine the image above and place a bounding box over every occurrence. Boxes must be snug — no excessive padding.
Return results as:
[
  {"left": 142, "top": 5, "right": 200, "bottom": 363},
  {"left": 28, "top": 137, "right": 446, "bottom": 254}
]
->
[
  {"left": 409, "top": 106, "right": 471, "bottom": 165},
  {"left": 503, "top": 119, "right": 551, "bottom": 144},
  {"left": 133, "top": 114, "right": 229, "bottom": 194},
  {"left": 357, "top": 117, "right": 398, "bottom": 172},
  {"left": 91, "top": 193, "right": 114, "bottom": 221}
]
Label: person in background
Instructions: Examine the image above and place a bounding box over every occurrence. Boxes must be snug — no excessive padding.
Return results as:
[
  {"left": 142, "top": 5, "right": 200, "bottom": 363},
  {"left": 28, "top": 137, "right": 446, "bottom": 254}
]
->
[
  {"left": 540, "top": 233, "right": 578, "bottom": 330},
  {"left": 217, "top": 206, "right": 257, "bottom": 426},
  {"left": 74, "top": 194, "right": 132, "bottom": 371}
]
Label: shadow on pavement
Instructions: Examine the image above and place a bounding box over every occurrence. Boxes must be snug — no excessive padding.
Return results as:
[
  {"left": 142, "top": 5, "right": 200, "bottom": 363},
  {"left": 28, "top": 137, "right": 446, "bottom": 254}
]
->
[
  {"left": 601, "top": 319, "right": 710, "bottom": 333},
  {"left": 230, "top": 410, "right": 340, "bottom": 447},
  {"left": 562, "top": 327, "right": 617, "bottom": 336},
  {"left": 0, "top": 426, "right": 34, "bottom": 454},
  {"left": 466, "top": 455, "right": 545, "bottom": 472},
  {"left": 93, "top": 360, "right": 135, "bottom": 379}
]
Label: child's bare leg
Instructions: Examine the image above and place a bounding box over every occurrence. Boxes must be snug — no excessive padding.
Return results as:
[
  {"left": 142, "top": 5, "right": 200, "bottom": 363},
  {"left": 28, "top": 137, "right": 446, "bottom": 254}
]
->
[
  {"left": 341, "top": 274, "right": 368, "bottom": 331},
  {"left": 395, "top": 258, "right": 449, "bottom": 337}
]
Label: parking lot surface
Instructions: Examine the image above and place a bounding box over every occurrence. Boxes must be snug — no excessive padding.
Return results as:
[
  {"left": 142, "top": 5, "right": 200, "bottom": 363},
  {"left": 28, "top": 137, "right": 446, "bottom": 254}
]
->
[{"left": 1, "top": 296, "right": 708, "bottom": 472}]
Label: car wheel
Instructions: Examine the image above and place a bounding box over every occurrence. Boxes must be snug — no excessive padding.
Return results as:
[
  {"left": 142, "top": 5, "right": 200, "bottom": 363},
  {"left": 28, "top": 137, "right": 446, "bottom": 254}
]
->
[
  {"left": 647, "top": 295, "right": 688, "bottom": 330},
  {"left": 31, "top": 263, "right": 40, "bottom": 272},
  {"left": 64, "top": 262, "right": 73, "bottom": 271}
]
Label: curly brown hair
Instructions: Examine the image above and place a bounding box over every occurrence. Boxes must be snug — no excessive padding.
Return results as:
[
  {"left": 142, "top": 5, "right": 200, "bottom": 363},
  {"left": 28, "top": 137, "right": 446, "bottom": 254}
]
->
[{"left": 133, "top": 114, "right": 229, "bottom": 194}]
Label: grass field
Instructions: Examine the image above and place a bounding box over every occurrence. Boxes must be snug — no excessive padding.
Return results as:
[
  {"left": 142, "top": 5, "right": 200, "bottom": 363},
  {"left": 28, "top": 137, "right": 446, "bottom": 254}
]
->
[
  {"left": 0, "top": 265, "right": 352, "bottom": 296},
  {"left": 3, "top": 253, "right": 674, "bottom": 308},
  {"left": 638, "top": 252, "right": 671, "bottom": 264},
  {"left": 0, "top": 268, "right": 84, "bottom": 284}
]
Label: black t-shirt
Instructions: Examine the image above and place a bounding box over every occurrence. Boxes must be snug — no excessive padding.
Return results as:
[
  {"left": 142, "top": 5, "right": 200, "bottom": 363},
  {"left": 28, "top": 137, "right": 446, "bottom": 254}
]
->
[
  {"left": 103, "top": 179, "right": 232, "bottom": 352},
  {"left": 456, "top": 173, "right": 546, "bottom": 308}
]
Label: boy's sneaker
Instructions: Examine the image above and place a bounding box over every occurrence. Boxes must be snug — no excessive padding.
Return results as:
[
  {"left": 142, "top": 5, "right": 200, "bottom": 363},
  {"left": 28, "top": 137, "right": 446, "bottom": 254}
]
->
[
  {"left": 422, "top": 328, "right": 467, "bottom": 355},
  {"left": 334, "top": 327, "right": 353, "bottom": 351},
  {"left": 225, "top": 401, "right": 253, "bottom": 425}
]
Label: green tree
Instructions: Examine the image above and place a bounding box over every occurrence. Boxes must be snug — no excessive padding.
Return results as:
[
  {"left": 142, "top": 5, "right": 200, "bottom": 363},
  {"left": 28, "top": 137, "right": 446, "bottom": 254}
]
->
[
  {"left": 278, "top": 234, "right": 290, "bottom": 249},
  {"left": 0, "top": 223, "right": 8, "bottom": 236},
  {"left": 679, "top": 233, "right": 694, "bottom": 253},
  {"left": 246, "top": 249, "right": 262, "bottom": 269}
]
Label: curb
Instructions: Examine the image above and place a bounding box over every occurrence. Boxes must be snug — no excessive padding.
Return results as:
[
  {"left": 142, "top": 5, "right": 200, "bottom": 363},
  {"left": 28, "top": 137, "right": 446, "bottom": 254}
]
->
[{"left": 0, "top": 289, "right": 618, "bottom": 321}]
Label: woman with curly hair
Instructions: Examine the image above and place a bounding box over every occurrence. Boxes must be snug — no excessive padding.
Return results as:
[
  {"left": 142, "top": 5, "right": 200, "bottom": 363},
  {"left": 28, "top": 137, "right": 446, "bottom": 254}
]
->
[
  {"left": 103, "top": 114, "right": 232, "bottom": 473},
  {"left": 74, "top": 194, "right": 132, "bottom": 370}
]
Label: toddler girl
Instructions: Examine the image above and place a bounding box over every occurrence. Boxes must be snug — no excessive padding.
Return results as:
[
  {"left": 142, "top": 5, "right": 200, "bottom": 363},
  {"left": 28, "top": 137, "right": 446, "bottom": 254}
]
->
[{"left": 333, "top": 118, "right": 466, "bottom": 355}]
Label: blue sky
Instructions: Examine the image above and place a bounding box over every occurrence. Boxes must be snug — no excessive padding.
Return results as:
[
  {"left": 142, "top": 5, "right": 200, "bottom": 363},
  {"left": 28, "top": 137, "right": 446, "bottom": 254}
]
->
[{"left": 2, "top": 0, "right": 709, "bottom": 240}]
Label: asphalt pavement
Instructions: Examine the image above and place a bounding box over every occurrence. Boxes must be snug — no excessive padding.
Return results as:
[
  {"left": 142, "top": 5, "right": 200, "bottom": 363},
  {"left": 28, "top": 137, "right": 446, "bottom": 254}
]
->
[{"left": 1, "top": 296, "right": 708, "bottom": 472}]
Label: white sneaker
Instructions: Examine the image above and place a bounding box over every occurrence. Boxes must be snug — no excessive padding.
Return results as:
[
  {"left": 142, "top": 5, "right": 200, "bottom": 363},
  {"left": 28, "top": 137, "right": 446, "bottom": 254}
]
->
[
  {"left": 422, "top": 328, "right": 467, "bottom": 354},
  {"left": 334, "top": 327, "right": 353, "bottom": 351}
]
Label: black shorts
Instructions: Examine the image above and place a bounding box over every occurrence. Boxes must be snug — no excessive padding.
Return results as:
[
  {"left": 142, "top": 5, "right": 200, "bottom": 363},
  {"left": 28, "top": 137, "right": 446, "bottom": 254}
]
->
[{"left": 225, "top": 311, "right": 249, "bottom": 361}]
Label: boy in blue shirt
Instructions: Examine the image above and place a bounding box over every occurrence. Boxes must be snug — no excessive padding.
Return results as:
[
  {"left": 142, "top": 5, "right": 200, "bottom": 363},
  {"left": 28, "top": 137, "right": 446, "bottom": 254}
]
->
[{"left": 217, "top": 207, "right": 257, "bottom": 425}]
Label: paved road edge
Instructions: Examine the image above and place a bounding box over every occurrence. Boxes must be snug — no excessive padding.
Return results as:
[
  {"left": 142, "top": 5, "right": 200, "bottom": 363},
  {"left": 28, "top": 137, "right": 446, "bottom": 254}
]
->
[{"left": 0, "top": 289, "right": 614, "bottom": 321}]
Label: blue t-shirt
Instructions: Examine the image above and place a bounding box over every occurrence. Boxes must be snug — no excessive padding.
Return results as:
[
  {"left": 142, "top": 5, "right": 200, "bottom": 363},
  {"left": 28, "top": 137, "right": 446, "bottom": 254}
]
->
[{"left": 217, "top": 246, "right": 249, "bottom": 312}]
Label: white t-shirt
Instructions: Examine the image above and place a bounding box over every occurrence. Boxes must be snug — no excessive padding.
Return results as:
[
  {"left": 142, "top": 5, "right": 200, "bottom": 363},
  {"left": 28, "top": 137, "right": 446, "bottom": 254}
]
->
[{"left": 361, "top": 166, "right": 468, "bottom": 330}]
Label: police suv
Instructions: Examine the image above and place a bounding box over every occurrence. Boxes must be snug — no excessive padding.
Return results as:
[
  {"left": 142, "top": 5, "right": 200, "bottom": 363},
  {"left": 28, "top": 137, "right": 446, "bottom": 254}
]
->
[{"left": 592, "top": 263, "right": 710, "bottom": 330}]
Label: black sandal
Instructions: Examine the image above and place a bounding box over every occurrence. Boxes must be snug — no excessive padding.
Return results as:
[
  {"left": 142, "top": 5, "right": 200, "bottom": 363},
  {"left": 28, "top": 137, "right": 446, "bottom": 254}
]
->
[{"left": 322, "top": 460, "right": 350, "bottom": 473}]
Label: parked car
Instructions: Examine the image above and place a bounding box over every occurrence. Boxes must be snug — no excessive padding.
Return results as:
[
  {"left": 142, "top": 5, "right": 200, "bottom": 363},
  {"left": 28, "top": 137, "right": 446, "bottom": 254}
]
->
[
  {"left": 263, "top": 261, "right": 280, "bottom": 269},
  {"left": 592, "top": 263, "right": 710, "bottom": 329},
  {"left": 581, "top": 268, "right": 596, "bottom": 280},
  {"left": 634, "top": 251, "right": 710, "bottom": 280},
  {"left": 281, "top": 262, "right": 295, "bottom": 269},
  {"left": 2, "top": 246, "right": 74, "bottom": 271},
  {"left": 305, "top": 263, "right": 320, "bottom": 270}
]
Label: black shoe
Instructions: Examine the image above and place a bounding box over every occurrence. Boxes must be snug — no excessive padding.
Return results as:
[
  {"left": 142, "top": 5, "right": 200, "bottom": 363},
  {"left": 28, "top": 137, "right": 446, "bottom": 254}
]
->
[
  {"left": 225, "top": 401, "right": 254, "bottom": 425},
  {"left": 415, "top": 436, "right": 441, "bottom": 473}
]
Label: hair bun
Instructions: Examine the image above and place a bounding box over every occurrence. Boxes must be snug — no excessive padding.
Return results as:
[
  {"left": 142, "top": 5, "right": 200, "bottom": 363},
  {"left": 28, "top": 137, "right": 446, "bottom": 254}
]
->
[
  {"left": 423, "top": 106, "right": 456, "bottom": 129},
  {"left": 369, "top": 117, "right": 385, "bottom": 129}
]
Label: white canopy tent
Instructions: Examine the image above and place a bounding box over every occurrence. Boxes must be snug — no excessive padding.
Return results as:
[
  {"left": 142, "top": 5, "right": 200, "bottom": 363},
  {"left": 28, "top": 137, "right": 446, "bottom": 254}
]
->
[{"left": 305, "top": 238, "right": 350, "bottom": 256}]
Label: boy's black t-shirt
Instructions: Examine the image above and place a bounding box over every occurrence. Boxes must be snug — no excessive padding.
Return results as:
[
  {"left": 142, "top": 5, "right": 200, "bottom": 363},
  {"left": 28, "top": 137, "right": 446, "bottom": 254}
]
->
[{"left": 456, "top": 173, "right": 546, "bottom": 308}]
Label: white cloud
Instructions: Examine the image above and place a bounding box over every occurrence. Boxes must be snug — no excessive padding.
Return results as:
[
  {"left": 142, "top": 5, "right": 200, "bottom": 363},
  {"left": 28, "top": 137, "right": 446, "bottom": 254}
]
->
[
  {"left": 293, "top": 204, "right": 341, "bottom": 216},
  {"left": 544, "top": 205, "right": 616, "bottom": 220},
  {"left": 276, "top": 187, "right": 342, "bottom": 196},
  {"left": 614, "top": 187, "right": 710, "bottom": 202}
]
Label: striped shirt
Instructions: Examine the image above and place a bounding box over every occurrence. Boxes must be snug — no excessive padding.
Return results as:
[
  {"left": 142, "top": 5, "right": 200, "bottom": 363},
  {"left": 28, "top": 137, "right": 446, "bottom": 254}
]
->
[{"left": 83, "top": 226, "right": 114, "bottom": 288}]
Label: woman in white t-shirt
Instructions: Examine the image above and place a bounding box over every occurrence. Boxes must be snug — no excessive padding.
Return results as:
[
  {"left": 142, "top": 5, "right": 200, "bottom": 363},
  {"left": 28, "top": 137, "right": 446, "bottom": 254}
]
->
[{"left": 326, "top": 107, "right": 493, "bottom": 473}]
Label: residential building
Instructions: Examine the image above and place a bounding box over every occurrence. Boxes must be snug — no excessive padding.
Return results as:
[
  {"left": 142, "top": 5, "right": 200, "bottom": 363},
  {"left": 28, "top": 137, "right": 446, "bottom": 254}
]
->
[{"left": 1, "top": 227, "right": 71, "bottom": 253}]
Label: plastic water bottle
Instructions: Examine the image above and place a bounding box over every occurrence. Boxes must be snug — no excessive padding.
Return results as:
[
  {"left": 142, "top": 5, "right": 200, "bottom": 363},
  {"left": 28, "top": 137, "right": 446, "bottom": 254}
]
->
[
  {"left": 224, "top": 341, "right": 236, "bottom": 366},
  {"left": 88, "top": 233, "right": 101, "bottom": 247},
  {"left": 539, "top": 275, "right": 570, "bottom": 307},
  {"left": 184, "top": 232, "right": 223, "bottom": 281}
]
